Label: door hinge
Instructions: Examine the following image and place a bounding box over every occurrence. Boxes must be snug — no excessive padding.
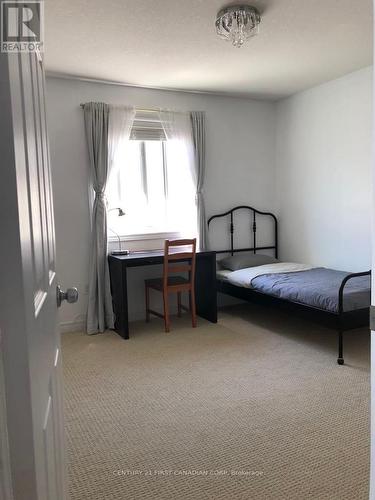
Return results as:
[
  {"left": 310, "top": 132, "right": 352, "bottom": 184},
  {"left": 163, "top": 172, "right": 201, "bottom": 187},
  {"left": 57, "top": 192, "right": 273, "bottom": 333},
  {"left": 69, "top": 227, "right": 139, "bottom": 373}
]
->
[{"left": 370, "top": 306, "right": 375, "bottom": 331}]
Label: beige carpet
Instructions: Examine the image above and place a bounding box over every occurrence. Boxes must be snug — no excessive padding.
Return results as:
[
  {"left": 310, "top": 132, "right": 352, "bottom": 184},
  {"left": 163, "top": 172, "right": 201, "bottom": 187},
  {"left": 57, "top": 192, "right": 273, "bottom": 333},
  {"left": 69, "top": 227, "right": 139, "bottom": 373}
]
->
[{"left": 62, "top": 304, "right": 370, "bottom": 500}]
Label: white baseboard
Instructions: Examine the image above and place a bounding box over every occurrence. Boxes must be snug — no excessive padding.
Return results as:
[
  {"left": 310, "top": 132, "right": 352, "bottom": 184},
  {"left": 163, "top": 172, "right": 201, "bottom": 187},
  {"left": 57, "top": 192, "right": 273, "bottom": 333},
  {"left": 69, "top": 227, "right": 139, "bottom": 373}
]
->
[
  {"left": 58, "top": 300, "right": 240, "bottom": 334},
  {"left": 60, "top": 320, "right": 85, "bottom": 334}
]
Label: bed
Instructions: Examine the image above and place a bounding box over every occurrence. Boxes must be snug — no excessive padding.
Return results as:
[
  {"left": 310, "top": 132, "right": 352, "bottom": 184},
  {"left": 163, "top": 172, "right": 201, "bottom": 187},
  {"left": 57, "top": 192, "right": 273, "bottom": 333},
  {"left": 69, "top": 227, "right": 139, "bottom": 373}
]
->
[{"left": 208, "top": 205, "right": 371, "bottom": 365}]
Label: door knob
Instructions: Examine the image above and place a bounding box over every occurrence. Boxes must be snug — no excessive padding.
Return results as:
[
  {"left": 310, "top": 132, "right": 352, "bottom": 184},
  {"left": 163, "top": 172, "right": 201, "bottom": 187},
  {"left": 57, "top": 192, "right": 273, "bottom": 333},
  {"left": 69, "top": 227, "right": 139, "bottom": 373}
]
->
[{"left": 56, "top": 285, "right": 79, "bottom": 308}]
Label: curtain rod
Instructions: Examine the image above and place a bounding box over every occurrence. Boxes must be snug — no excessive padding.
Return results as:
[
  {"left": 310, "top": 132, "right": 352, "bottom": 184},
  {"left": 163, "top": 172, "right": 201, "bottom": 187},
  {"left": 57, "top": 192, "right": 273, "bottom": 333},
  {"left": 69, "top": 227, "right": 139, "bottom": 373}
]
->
[
  {"left": 79, "top": 104, "right": 194, "bottom": 114},
  {"left": 79, "top": 103, "right": 160, "bottom": 112}
]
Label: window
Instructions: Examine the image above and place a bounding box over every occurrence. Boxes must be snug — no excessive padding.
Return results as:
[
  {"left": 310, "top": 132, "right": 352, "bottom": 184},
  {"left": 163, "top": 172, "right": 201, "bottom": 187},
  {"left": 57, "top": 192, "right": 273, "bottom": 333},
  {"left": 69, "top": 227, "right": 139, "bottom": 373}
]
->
[{"left": 106, "top": 112, "right": 197, "bottom": 240}]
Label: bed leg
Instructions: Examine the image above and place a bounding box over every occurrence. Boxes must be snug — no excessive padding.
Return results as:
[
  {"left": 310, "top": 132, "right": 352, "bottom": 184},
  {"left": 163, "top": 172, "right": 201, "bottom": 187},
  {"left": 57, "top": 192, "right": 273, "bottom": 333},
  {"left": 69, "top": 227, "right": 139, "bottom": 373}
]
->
[{"left": 337, "top": 330, "right": 344, "bottom": 365}]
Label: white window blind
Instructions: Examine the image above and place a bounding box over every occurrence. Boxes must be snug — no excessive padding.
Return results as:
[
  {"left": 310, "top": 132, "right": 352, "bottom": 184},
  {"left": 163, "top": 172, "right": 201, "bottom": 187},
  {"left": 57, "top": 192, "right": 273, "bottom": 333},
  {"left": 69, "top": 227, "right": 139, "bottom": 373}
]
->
[{"left": 130, "top": 110, "right": 166, "bottom": 141}]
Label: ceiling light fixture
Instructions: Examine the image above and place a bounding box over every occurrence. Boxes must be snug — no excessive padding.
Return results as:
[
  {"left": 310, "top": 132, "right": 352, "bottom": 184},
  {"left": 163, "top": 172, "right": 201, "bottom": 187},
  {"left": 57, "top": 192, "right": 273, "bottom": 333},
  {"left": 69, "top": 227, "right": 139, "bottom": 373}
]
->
[{"left": 215, "top": 4, "right": 261, "bottom": 48}]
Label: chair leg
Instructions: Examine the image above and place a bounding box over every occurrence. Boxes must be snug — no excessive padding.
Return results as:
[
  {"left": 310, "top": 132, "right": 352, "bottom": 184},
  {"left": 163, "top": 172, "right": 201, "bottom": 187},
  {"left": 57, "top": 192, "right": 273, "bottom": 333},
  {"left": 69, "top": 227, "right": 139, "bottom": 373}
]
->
[
  {"left": 163, "top": 291, "right": 170, "bottom": 333},
  {"left": 190, "top": 289, "right": 197, "bottom": 328},
  {"left": 145, "top": 284, "right": 150, "bottom": 323},
  {"left": 177, "top": 292, "right": 182, "bottom": 317}
]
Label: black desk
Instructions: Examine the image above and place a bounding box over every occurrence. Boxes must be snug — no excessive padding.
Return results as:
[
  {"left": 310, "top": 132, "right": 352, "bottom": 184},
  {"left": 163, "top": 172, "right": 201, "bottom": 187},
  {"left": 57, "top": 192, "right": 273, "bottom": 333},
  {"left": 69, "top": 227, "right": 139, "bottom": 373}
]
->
[{"left": 108, "top": 250, "right": 217, "bottom": 339}]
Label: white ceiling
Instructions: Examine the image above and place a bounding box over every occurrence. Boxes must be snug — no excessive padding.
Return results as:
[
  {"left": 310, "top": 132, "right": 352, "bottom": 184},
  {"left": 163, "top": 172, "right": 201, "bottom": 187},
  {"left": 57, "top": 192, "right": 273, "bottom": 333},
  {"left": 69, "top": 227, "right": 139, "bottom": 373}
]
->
[{"left": 45, "top": 0, "right": 373, "bottom": 100}]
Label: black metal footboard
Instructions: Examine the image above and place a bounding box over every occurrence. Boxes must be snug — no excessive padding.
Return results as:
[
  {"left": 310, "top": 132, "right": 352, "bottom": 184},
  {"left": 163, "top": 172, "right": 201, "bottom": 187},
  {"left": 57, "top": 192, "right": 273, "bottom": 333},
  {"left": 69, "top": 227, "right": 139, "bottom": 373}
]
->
[
  {"left": 216, "top": 271, "right": 370, "bottom": 366},
  {"left": 336, "top": 270, "right": 371, "bottom": 365}
]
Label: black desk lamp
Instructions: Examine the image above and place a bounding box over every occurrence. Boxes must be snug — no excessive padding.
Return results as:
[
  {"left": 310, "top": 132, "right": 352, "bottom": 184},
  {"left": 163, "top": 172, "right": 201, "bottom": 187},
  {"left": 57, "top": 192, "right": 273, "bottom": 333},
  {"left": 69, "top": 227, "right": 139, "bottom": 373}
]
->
[{"left": 108, "top": 207, "right": 129, "bottom": 255}]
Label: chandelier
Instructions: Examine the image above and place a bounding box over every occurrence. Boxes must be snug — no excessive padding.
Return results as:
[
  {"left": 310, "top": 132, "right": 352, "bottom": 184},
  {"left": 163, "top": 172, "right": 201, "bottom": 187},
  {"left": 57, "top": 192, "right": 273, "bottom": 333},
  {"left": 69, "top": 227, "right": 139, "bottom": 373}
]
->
[{"left": 215, "top": 5, "right": 261, "bottom": 48}]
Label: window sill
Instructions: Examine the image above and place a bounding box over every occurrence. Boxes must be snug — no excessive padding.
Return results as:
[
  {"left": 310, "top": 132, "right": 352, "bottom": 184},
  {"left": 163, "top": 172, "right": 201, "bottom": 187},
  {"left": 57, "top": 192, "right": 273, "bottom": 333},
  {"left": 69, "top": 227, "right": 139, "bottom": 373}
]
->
[{"left": 109, "top": 230, "right": 181, "bottom": 243}]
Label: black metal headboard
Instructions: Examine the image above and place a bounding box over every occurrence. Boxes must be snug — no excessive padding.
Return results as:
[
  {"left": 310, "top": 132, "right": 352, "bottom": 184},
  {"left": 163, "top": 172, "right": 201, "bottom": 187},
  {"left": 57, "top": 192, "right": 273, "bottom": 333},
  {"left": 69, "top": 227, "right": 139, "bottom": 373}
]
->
[{"left": 207, "top": 205, "right": 278, "bottom": 258}]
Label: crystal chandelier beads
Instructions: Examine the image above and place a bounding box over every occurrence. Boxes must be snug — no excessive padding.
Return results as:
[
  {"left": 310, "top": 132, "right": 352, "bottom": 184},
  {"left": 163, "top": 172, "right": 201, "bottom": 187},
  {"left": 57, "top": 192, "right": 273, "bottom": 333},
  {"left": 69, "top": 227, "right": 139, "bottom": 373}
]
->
[{"left": 216, "top": 5, "right": 261, "bottom": 48}]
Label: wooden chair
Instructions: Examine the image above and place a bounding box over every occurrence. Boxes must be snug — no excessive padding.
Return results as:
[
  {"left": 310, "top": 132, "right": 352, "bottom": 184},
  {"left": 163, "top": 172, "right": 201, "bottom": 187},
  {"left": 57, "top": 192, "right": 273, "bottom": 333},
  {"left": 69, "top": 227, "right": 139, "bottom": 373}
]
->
[{"left": 145, "top": 239, "right": 197, "bottom": 332}]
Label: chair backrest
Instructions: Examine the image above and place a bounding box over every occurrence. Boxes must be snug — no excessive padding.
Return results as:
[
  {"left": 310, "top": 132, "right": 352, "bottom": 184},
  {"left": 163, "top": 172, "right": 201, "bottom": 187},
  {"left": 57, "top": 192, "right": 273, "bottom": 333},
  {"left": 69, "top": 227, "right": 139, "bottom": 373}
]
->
[{"left": 163, "top": 239, "right": 197, "bottom": 287}]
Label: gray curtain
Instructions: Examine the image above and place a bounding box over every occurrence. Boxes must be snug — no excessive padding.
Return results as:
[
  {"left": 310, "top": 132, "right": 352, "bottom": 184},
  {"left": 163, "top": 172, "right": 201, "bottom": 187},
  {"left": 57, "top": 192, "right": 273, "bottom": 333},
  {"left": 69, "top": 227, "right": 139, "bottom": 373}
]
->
[
  {"left": 84, "top": 102, "right": 114, "bottom": 334},
  {"left": 190, "top": 111, "right": 208, "bottom": 250}
]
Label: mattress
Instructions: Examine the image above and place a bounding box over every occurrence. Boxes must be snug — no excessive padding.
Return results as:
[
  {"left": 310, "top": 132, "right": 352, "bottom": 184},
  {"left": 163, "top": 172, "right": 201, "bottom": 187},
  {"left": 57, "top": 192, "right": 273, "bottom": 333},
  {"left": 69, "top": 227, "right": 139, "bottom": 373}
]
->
[{"left": 222, "top": 264, "right": 370, "bottom": 313}]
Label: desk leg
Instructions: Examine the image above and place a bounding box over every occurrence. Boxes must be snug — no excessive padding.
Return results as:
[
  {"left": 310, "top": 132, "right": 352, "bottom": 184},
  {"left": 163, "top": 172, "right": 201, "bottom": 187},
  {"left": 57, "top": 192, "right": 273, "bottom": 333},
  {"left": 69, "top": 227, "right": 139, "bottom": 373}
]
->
[
  {"left": 195, "top": 253, "right": 217, "bottom": 323},
  {"left": 109, "top": 259, "right": 129, "bottom": 339}
]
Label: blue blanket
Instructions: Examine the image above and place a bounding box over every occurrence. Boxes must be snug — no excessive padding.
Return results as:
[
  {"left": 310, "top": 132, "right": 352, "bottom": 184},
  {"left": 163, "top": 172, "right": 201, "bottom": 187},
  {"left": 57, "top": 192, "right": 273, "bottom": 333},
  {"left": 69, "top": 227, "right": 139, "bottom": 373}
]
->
[{"left": 251, "top": 267, "right": 370, "bottom": 313}]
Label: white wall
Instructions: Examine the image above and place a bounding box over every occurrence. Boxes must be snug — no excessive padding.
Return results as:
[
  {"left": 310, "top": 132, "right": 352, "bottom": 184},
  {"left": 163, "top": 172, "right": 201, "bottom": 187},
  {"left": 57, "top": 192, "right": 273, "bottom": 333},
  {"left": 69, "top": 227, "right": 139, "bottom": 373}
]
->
[
  {"left": 46, "top": 77, "right": 277, "bottom": 330},
  {"left": 276, "top": 66, "right": 372, "bottom": 271}
]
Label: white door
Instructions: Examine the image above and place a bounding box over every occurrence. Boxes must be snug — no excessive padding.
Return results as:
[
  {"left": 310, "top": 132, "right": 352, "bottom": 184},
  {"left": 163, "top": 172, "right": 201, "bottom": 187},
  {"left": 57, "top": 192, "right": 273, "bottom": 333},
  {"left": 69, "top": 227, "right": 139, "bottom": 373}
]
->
[{"left": 0, "top": 50, "right": 77, "bottom": 499}]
